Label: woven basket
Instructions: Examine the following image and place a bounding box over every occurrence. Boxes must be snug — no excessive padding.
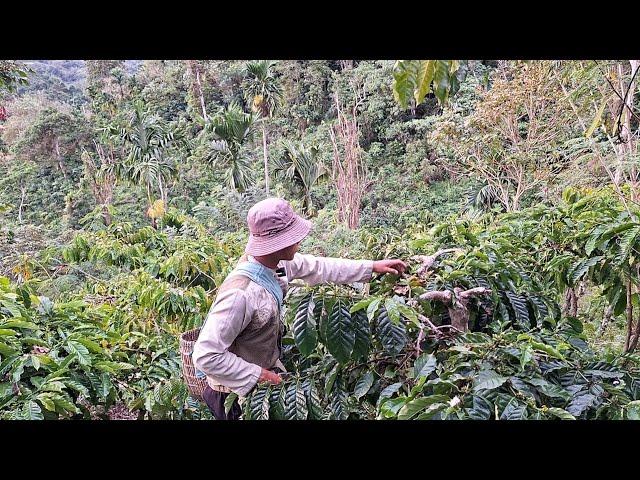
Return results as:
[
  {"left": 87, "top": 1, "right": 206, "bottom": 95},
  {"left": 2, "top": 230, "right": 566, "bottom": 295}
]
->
[{"left": 179, "top": 328, "right": 207, "bottom": 402}]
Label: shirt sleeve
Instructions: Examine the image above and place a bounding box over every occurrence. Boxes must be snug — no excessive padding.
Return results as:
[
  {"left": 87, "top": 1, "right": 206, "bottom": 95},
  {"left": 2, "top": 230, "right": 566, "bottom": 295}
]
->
[
  {"left": 192, "top": 288, "right": 262, "bottom": 397},
  {"left": 283, "top": 253, "right": 374, "bottom": 286}
]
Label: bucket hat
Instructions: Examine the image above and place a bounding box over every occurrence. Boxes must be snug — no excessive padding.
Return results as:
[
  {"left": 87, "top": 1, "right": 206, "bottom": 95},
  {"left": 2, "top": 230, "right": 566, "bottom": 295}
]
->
[{"left": 245, "top": 198, "right": 313, "bottom": 256}]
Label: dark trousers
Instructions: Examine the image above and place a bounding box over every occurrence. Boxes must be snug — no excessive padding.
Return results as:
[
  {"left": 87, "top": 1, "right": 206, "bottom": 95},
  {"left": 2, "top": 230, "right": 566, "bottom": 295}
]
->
[{"left": 203, "top": 386, "right": 241, "bottom": 420}]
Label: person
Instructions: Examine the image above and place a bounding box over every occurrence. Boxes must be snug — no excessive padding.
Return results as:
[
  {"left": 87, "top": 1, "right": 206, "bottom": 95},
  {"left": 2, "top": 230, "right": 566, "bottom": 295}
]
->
[{"left": 192, "top": 198, "right": 407, "bottom": 419}]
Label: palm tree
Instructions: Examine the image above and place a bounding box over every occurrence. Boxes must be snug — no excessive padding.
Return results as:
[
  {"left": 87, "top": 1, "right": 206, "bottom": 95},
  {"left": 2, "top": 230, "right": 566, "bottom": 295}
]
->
[
  {"left": 109, "top": 100, "right": 178, "bottom": 225},
  {"left": 201, "top": 102, "right": 256, "bottom": 192},
  {"left": 274, "top": 140, "right": 327, "bottom": 214},
  {"left": 242, "top": 60, "right": 283, "bottom": 194}
]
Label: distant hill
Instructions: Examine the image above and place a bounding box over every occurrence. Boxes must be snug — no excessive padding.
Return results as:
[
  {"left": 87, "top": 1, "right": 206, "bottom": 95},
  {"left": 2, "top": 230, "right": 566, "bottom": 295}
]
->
[{"left": 15, "top": 60, "right": 142, "bottom": 105}]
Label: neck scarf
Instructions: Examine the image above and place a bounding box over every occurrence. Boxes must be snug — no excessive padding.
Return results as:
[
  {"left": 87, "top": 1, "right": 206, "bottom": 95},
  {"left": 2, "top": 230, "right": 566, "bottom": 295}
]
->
[{"left": 234, "top": 261, "right": 283, "bottom": 311}]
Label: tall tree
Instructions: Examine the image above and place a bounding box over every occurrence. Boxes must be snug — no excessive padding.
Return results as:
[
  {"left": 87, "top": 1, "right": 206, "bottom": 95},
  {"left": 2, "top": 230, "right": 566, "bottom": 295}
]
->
[
  {"left": 435, "top": 61, "right": 571, "bottom": 211},
  {"left": 196, "top": 102, "right": 256, "bottom": 192},
  {"left": 11, "top": 107, "right": 91, "bottom": 178},
  {"left": 109, "top": 100, "right": 179, "bottom": 226},
  {"left": 86, "top": 60, "right": 125, "bottom": 89},
  {"left": 242, "top": 60, "right": 283, "bottom": 194},
  {"left": 186, "top": 60, "right": 208, "bottom": 122},
  {"left": 81, "top": 130, "right": 119, "bottom": 226},
  {"left": 274, "top": 141, "right": 327, "bottom": 215},
  {"left": 0, "top": 60, "right": 29, "bottom": 94}
]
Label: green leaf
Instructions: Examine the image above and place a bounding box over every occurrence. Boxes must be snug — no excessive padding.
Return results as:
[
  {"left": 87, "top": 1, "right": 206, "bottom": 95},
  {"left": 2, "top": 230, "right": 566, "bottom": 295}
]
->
[
  {"left": 22, "top": 400, "right": 44, "bottom": 420},
  {"left": 329, "top": 380, "right": 348, "bottom": 420},
  {"left": 303, "top": 379, "right": 323, "bottom": 420},
  {"left": 292, "top": 294, "right": 317, "bottom": 357},
  {"left": 530, "top": 341, "right": 565, "bottom": 360},
  {"left": 467, "top": 395, "right": 493, "bottom": 419},
  {"left": 0, "top": 299, "right": 23, "bottom": 318},
  {"left": 625, "top": 400, "right": 640, "bottom": 420},
  {"left": 377, "top": 382, "right": 403, "bottom": 408},
  {"left": 325, "top": 300, "right": 354, "bottom": 364},
  {"left": 433, "top": 60, "right": 451, "bottom": 105},
  {"left": 414, "top": 353, "right": 437, "bottom": 379},
  {"left": 500, "top": 399, "right": 528, "bottom": 420},
  {"left": 568, "top": 256, "right": 603, "bottom": 286},
  {"left": 351, "top": 310, "right": 371, "bottom": 361},
  {"left": 473, "top": 370, "right": 508, "bottom": 392},
  {"left": 350, "top": 297, "right": 374, "bottom": 313},
  {"left": 366, "top": 298, "right": 382, "bottom": 322},
  {"left": 40, "top": 380, "right": 66, "bottom": 393},
  {"left": 31, "top": 355, "right": 41, "bottom": 371},
  {"left": 63, "top": 379, "right": 90, "bottom": 397},
  {"left": 98, "top": 372, "right": 112, "bottom": 399},
  {"left": 398, "top": 394, "right": 450, "bottom": 420},
  {"left": 0, "top": 341, "right": 17, "bottom": 356},
  {"left": 11, "top": 357, "right": 26, "bottom": 383},
  {"left": 526, "top": 378, "right": 570, "bottom": 400},
  {"left": 72, "top": 337, "right": 105, "bottom": 355},
  {"left": 392, "top": 61, "right": 415, "bottom": 109},
  {"left": 50, "top": 393, "right": 81, "bottom": 415},
  {"left": 0, "top": 320, "right": 38, "bottom": 330},
  {"left": 415, "top": 403, "right": 449, "bottom": 419},
  {"left": 250, "top": 385, "right": 270, "bottom": 420},
  {"left": 376, "top": 307, "right": 406, "bottom": 355},
  {"left": 35, "top": 393, "right": 57, "bottom": 412},
  {"left": 546, "top": 407, "right": 576, "bottom": 420},
  {"left": 567, "top": 390, "right": 597, "bottom": 417},
  {"left": 505, "top": 291, "right": 530, "bottom": 328},
  {"left": 0, "top": 382, "right": 14, "bottom": 399},
  {"left": 519, "top": 345, "right": 534, "bottom": 370},
  {"left": 585, "top": 97, "right": 607, "bottom": 137},
  {"left": 615, "top": 225, "right": 640, "bottom": 265},
  {"left": 414, "top": 60, "right": 437, "bottom": 105},
  {"left": 353, "top": 371, "right": 374, "bottom": 399},
  {"left": 268, "top": 385, "right": 285, "bottom": 420},
  {"left": 384, "top": 298, "right": 402, "bottom": 325},
  {"left": 397, "top": 303, "right": 419, "bottom": 328},
  {"left": 65, "top": 340, "right": 91, "bottom": 366},
  {"left": 585, "top": 226, "right": 607, "bottom": 255},
  {"left": 285, "top": 382, "right": 308, "bottom": 420},
  {"left": 324, "top": 363, "right": 340, "bottom": 396}
]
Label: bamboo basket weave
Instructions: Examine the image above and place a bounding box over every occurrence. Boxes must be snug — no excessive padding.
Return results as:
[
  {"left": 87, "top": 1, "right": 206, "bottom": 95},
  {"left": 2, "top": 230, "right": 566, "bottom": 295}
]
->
[{"left": 179, "top": 327, "right": 207, "bottom": 402}]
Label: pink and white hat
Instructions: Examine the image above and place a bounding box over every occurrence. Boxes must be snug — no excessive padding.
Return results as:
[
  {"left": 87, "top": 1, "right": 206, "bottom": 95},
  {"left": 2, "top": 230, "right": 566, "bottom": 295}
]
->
[{"left": 245, "top": 198, "right": 313, "bottom": 256}]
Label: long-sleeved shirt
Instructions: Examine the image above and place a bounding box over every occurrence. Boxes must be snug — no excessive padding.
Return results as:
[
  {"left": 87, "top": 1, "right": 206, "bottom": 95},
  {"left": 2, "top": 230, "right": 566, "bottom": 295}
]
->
[{"left": 192, "top": 253, "right": 374, "bottom": 397}]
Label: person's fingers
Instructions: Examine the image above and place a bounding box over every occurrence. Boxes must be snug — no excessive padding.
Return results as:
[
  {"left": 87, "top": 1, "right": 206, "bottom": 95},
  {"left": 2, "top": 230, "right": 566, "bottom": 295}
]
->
[
  {"left": 393, "top": 261, "right": 407, "bottom": 273},
  {"left": 388, "top": 260, "right": 406, "bottom": 274},
  {"left": 383, "top": 266, "right": 399, "bottom": 275}
]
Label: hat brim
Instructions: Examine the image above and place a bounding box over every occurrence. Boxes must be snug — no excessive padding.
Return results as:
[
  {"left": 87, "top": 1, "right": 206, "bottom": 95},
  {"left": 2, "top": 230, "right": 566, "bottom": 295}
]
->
[{"left": 245, "top": 215, "right": 313, "bottom": 256}]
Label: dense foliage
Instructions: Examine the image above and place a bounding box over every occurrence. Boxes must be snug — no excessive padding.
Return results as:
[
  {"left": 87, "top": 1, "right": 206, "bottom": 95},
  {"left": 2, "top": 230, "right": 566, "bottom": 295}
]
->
[{"left": 2, "top": 59, "right": 640, "bottom": 420}]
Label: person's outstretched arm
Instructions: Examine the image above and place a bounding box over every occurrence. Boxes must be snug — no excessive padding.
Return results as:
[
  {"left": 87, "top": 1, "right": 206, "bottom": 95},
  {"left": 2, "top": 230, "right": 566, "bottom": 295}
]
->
[{"left": 283, "top": 253, "right": 407, "bottom": 286}]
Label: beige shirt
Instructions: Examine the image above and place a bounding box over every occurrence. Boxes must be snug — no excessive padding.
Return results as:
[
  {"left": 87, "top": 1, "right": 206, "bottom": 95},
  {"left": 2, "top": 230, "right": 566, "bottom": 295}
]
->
[{"left": 192, "top": 253, "right": 374, "bottom": 397}]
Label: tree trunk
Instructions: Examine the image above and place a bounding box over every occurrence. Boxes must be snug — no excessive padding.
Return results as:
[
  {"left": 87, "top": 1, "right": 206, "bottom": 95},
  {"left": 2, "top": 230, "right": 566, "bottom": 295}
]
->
[
  {"left": 55, "top": 138, "right": 67, "bottom": 180},
  {"left": 624, "top": 60, "right": 639, "bottom": 200},
  {"left": 18, "top": 185, "right": 26, "bottom": 224},
  {"left": 625, "top": 280, "right": 634, "bottom": 352},
  {"left": 188, "top": 60, "right": 208, "bottom": 122},
  {"left": 102, "top": 205, "right": 111, "bottom": 226},
  {"left": 262, "top": 122, "right": 269, "bottom": 194},
  {"left": 563, "top": 287, "right": 579, "bottom": 317},
  {"left": 598, "top": 304, "right": 614, "bottom": 336}
]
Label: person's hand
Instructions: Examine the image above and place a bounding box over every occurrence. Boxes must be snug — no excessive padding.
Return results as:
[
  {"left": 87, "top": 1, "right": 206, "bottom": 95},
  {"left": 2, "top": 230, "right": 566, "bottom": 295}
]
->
[
  {"left": 373, "top": 259, "right": 408, "bottom": 276},
  {"left": 259, "top": 368, "right": 282, "bottom": 385}
]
